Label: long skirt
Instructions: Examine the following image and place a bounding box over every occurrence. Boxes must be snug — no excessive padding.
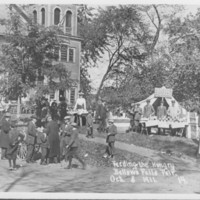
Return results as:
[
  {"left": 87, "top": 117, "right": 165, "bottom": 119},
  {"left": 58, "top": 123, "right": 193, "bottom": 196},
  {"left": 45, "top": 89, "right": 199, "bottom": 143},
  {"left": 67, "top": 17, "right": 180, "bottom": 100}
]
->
[{"left": 49, "top": 139, "right": 60, "bottom": 158}]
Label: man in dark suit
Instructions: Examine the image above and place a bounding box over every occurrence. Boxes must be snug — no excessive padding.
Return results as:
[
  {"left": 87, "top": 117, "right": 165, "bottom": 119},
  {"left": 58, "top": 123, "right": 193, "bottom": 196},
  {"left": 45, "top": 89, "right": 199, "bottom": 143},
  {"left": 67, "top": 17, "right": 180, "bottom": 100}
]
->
[
  {"left": 0, "top": 113, "right": 11, "bottom": 159},
  {"left": 126, "top": 103, "right": 135, "bottom": 133},
  {"left": 26, "top": 115, "right": 37, "bottom": 163},
  {"left": 96, "top": 98, "right": 108, "bottom": 133},
  {"left": 58, "top": 98, "right": 67, "bottom": 122},
  {"left": 65, "top": 122, "right": 86, "bottom": 169},
  {"left": 104, "top": 119, "right": 117, "bottom": 158},
  {"left": 134, "top": 104, "right": 142, "bottom": 133}
]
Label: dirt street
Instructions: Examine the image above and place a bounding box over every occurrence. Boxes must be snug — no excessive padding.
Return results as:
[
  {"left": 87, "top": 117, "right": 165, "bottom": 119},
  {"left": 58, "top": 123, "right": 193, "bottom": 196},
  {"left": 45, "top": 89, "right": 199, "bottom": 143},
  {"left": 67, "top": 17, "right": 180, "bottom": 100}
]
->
[{"left": 0, "top": 148, "right": 200, "bottom": 193}]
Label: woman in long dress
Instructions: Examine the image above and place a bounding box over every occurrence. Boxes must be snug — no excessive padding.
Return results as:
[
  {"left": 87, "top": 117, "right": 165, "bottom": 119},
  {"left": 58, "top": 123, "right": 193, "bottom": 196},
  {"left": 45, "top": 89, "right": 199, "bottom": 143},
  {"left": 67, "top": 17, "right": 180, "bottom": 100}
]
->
[
  {"left": 46, "top": 116, "right": 60, "bottom": 163},
  {"left": 73, "top": 91, "right": 87, "bottom": 126}
]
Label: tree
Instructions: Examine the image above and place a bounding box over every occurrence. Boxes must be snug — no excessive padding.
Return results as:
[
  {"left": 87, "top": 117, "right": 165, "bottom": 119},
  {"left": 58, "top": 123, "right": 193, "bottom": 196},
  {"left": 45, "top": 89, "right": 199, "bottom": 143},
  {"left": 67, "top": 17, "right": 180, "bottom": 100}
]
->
[
  {"left": 164, "top": 8, "right": 200, "bottom": 105},
  {"left": 89, "top": 5, "right": 162, "bottom": 100},
  {"left": 98, "top": 5, "right": 185, "bottom": 104},
  {"left": 77, "top": 4, "right": 107, "bottom": 97},
  {"left": 0, "top": 12, "right": 75, "bottom": 109}
]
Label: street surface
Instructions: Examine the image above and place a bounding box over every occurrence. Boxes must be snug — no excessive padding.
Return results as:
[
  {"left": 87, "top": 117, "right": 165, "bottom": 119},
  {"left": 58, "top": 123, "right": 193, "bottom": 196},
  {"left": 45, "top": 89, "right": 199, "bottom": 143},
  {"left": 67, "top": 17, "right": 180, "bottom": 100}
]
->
[{"left": 0, "top": 133, "right": 200, "bottom": 193}]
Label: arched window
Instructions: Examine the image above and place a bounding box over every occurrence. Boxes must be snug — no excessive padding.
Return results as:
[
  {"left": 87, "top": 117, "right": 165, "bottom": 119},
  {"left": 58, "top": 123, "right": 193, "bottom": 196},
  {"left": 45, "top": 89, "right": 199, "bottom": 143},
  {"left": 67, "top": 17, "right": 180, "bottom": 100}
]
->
[
  {"left": 41, "top": 8, "right": 45, "bottom": 25},
  {"left": 33, "top": 10, "right": 37, "bottom": 24},
  {"left": 54, "top": 8, "right": 60, "bottom": 25},
  {"left": 66, "top": 11, "right": 72, "bottom": 27}
]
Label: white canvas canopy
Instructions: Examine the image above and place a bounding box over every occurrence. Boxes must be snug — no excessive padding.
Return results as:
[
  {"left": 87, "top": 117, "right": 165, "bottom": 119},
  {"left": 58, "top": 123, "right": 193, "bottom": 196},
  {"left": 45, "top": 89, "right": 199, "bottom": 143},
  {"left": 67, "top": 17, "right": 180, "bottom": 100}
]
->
[{"left": 136, "top": 91, "right": 188, "bottom": 117}]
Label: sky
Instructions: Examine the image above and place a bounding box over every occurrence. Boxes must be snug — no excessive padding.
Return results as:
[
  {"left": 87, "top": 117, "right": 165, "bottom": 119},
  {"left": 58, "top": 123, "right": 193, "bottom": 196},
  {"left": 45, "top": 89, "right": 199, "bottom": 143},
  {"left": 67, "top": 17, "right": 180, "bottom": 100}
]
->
[{"left": 0, "top": 2, "right": 200, "bottom": 92}]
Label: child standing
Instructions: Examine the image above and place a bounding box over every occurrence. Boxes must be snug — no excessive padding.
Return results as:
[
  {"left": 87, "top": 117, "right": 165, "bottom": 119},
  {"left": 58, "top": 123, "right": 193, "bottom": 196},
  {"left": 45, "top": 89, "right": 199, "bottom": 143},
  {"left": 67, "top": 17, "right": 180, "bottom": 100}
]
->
[
  {"left": 37, "top": 126, "right": 49, "bottom": 165},
  {"left": 6, "top": 118, "right": 24, "bottom": 170},
  {"left": 86, "top": 110, "right": 94, "bottom": 138}
]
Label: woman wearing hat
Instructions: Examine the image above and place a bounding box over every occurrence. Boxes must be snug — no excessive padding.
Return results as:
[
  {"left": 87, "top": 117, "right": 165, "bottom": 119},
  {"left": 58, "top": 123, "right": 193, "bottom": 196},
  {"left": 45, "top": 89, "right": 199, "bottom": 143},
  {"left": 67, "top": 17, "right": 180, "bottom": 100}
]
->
[
  {"left": 73, "top": 91, "right": 87, "bottom": 127},
  {"left": 74, "top": 91, "right": 86, "bottom": 111},
  {"left": 0, "top": 113, "right": 11, "bottom": 160}
]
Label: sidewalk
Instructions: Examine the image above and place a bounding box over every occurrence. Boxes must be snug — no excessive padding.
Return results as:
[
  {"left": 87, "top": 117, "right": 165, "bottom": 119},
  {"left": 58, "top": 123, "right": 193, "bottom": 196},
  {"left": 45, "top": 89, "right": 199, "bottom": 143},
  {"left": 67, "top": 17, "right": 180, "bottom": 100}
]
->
[
  {"left": 79, "top": 129, "right": 199, "bottom": 164},
  {"left": 79, "top": 133, "right": 159, "bottom": 160}
]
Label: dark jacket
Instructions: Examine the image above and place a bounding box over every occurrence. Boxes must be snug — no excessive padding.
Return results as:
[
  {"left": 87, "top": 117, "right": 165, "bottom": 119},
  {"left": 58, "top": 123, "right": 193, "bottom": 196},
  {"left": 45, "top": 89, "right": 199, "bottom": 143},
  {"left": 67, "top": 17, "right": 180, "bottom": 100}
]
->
[
  {"left": 97, "top": 104, "right": 108, "bottom": 119},
  {"left": 46, "top": 120, "right": 60, "bottom": 157},
  {"left": 60, "top": 124, "right": 73, "bottom": 137},
  {"left": 6, "top": 127, "right": 22, "bottom": 159},
  {"left": 0, "top": 118, "right": 11, "bottom": 148},
  {"left": 26, "top": 121, "right": 37, "bottom": 145},
  {"left": 58, "top": 102, "right": 67, "bottom": 118},
  {"left": 106, "top": 124, "right": 117, "bottom": 143},
  {"left": 68, "top": 128, "right": 79, "bottom": 148}
]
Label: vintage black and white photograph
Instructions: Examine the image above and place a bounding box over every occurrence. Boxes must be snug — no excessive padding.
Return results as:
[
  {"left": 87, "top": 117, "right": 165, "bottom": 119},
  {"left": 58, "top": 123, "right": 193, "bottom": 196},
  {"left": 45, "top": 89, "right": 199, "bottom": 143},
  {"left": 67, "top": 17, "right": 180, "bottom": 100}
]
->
[{"left": 0, "top": 0, "right": 199, "bottom": 197}]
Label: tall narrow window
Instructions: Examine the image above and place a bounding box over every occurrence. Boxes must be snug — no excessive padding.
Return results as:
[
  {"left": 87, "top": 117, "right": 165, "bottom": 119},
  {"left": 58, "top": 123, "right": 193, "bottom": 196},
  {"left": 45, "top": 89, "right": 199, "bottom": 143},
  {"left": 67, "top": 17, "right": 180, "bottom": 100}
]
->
[
  {"left": 41, "top": 8, "right": 45, "bottom": 25},
  {"left": 61, "top": 45, "right": 68, "bottom": 61},
  {"left": 54, "top": 8, "right": 60, "bottom": 25},
  {"left": 66, "top": 11, "right": 72, "bottom": 27},
  {"left": 33, "top": 10, "right": 37, "bottom": 24},
  {"left": 54, "top": 46, "right": 59, "bottom": 60},
  {"left": 70, "top": 88, "right": 75, "bottom": 104},
  {"left": 69, "top": 48, "right": 75, "bottom": 62}
]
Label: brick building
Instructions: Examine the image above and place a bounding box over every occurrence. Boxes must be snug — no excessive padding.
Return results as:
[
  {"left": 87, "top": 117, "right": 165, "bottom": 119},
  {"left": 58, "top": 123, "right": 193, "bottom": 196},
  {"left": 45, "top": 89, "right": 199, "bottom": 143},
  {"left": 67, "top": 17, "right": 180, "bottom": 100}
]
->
[
  {"left": 0, "top": 4, "right": 81, "bottom": 105},
  {"left": 29, "top": 4, "right": 81, "bottom": 105}
]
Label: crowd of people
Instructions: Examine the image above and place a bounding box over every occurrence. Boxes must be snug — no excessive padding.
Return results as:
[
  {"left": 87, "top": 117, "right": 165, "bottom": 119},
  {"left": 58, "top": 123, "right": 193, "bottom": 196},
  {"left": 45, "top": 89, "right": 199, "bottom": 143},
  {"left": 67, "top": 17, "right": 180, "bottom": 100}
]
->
[
  {"left": 35, "top": 97, "right": 68, "bottom": 127},
  {"left": 0, "top": 92, "right": 120, "bottom": 170},
  {"left": 0, "top": 112, "right": 87, "bottom": 170},
  {"left": 126, "top": 99, "right": 184, "bottom": 135}
]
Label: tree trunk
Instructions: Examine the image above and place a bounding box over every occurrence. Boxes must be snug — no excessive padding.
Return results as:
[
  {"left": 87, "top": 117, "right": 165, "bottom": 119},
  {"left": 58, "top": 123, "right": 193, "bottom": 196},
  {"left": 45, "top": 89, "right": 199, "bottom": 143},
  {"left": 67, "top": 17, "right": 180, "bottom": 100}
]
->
[{"left": 96, "top": 70, "right": 109, "bottom": 101}]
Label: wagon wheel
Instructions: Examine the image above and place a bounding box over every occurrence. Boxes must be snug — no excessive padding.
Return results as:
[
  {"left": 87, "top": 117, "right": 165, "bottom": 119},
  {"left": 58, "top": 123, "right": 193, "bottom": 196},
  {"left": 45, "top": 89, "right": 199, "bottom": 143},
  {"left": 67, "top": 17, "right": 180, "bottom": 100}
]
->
[{"left": 17, "top": 142, "right": 27, "bottom": 160}]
